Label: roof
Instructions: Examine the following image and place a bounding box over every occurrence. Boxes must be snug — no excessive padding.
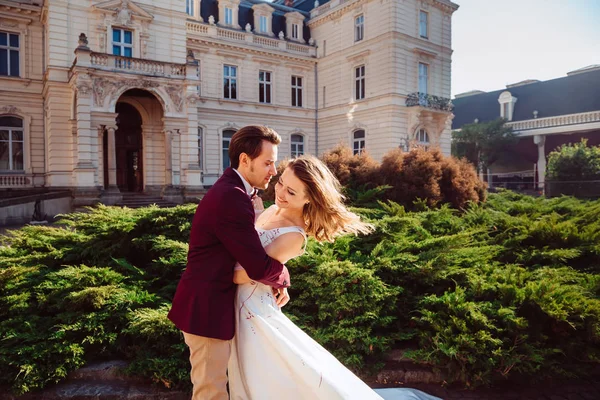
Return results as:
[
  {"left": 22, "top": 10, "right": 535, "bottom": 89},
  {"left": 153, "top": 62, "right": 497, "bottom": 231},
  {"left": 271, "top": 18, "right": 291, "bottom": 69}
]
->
[
  {"left": 452, "top": 68, "right": 600, "bottom": 129},
  {"left": 201, "top": 0, "right": 311, "bottom": 42},
  {"left": 273, "top": 0, "right": 324, "bottom": 13}
]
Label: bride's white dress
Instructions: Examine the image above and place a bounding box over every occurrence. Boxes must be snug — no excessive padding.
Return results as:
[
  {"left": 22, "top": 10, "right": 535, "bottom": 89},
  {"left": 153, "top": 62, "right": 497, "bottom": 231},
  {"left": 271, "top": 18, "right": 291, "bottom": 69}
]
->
[{"left": 228, "top": 225, "right": 441, "bottom": 400}]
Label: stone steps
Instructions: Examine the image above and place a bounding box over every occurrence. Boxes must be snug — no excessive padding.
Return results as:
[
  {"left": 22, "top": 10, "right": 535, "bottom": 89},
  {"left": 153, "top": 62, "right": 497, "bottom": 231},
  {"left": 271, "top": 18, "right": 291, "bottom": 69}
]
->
[{"left": 117, "top": 194, "right": 178, "bottom": 208}]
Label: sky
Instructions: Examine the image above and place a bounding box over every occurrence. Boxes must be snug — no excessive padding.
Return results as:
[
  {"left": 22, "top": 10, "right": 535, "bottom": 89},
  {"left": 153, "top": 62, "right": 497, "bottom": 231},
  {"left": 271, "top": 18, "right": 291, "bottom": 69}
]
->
[{"left": 451, "top": 0, "right": 600, "bottom": 98}]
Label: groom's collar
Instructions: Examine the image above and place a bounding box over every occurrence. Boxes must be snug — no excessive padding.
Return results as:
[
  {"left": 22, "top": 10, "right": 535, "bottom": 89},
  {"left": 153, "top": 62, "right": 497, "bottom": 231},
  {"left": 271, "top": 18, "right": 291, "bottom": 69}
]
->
[{"left": 232, "top": 168, "right": 254, "bottom": 196}]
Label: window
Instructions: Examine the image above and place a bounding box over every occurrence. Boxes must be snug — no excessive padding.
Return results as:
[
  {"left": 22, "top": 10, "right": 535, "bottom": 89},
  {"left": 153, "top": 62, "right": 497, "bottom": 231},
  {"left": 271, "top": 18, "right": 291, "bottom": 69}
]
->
[
  {"left": 197, "top": 127, "right": 204, "bottom": 170},
  {"left": 186, "top": 0, "right": 194, "bottom": 16},
  {"left": 498, "top": 91, "right": 517, "bottom": 121},
  {"left": 418, "top": 62, "right": 428, "bottom": 94},
  {"left": 0, "top": 31, "right": 20, "bottom": 77},
  {"left": 259, "top": 16, "right": 268, "bottom": 33},
  {"left": 259, "top": 70, "right": 272, "bottom": 104},
  {"left": 225, "top": 7, "right": 233, "bottom": 25},
  {"left": 0, "top": 116, "right": 24, "bottom": 171},
  {"left": 290, "top": 134, "right": 304, "bottom": 158},
  {"left": 291, "top": 76, "right": 303, "bottom": 107},
  {"left": 355, "top": 65, "right": 365, "bottom": 100},
  {"left": 419, "top": 10, "right": 428, "bottom": 39},
  {"left": 416, "top": 129, "right": 430, "bottom": 147},
  {"left": 292, "top": 24, "right": 300, "bottom": 40},
  {"left": 352, "top": 130, "right": 365, "bottom": 155},
  {"left": 223, "top": 65, "right": 237, "bottom": 99},
  {"left": 112, "top": 28, "right": 133, "bottom": 57},
  {"left": 222, "top": 129, "right": 236, "bottom": 170},
  {"left": 323, "top": 86, "right": 326, "bottom": 108},
  {"left": 323, "top": 40, "right": 327, "bottom": 57},
  {"left": 355, "top": 15, "right": 364, "bottom": 42},
  {"left": 502, "top": 103, "right": 510, "bottom": 119}
]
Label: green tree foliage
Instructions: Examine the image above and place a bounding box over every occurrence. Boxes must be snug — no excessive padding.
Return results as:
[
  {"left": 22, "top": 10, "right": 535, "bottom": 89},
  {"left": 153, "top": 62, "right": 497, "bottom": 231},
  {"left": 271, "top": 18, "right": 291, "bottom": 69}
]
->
[
  {"left": 546, "top": 139, "right": 600, "bottom": 181},
  {"left": 452, "top": 118, "right": 518, "bottom": 174}
]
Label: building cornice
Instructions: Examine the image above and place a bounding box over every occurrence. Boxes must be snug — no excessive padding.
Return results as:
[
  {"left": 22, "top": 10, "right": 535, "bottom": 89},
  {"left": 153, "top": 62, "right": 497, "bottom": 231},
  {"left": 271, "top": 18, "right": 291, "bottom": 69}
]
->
[
  {"left": 0, "top": 1, "right": 42, "bottom": 16},
  {"left": 310, "top": 0, "right": 457, "bottom": 28},
  {"left": 421, "top": 0, "right": 459, "bottom": 14},
  {"left": 188, "top": 38, "right": 317, "bottom": 64},
  {"left": 309, "top": 0, "right": 368, "bottom": 28}
]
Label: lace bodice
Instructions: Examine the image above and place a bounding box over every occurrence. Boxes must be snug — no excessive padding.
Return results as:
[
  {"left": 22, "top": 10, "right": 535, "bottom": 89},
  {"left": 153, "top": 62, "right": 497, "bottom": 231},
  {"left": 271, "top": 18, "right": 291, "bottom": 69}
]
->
[{"left": 257, "top": 226, "right": 307, "bottom": 249}]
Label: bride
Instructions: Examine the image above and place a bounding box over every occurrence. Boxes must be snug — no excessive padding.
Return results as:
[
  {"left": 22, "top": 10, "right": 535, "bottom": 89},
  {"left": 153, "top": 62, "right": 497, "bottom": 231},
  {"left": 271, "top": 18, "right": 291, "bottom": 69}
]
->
[{"left": 228, "top": 155, "right": 440, "bottom": 400}]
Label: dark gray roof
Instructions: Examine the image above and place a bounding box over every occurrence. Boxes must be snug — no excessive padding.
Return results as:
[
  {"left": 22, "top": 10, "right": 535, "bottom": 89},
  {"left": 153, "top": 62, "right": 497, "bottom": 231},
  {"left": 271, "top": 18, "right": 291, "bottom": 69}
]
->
[
  {"left": 452, "top": 68, "right": 600, "bottom": 129},
  {"left": 201, "top": 0, "right": 311, "bottom": 42},
  {"left": 275, "top": 0, "right": 325, "bottom": 12}
]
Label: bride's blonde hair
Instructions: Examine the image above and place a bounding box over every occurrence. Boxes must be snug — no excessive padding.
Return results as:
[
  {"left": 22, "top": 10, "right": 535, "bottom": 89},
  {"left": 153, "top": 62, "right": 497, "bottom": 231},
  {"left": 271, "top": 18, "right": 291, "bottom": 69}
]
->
[{"left": 286, "top": 155, "right": 374, "bottom": 242}]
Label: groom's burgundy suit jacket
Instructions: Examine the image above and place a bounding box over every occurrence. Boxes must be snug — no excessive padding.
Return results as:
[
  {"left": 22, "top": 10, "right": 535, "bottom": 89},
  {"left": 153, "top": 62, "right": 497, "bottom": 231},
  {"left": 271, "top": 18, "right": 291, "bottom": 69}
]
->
[{"left": 168, "top": 168, "right": 289, "bottom": 340}]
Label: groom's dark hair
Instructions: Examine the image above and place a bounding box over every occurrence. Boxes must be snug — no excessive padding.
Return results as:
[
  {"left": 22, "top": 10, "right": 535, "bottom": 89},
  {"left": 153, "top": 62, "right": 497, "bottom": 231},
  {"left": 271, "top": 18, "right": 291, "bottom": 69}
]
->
[{"left": 229, "top": 125, "right": 281, "bottom": 169}]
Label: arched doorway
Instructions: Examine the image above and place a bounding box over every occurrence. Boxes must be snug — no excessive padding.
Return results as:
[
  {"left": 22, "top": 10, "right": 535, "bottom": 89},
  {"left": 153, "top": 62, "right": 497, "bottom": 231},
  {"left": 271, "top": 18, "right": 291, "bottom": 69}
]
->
[{"left": 106, "top": 102, "right": 144, "bottom": 192}]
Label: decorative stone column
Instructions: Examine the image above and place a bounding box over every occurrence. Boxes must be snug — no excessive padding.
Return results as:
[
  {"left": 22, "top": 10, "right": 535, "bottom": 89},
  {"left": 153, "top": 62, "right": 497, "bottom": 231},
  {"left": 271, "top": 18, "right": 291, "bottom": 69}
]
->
[
  {"left": 162, "top": 129, "right": 183, "bottom": 203},
  {"left": 106, "top": 126, "right": 118, "bottom": 188},
  {"left": 99, "top": 125, "right": 122, "bottom": 205},
  {"left": 534, "top": 135, "right": 546, "bottom": 192},
  {"left": 71, "top": 34, "right": 101, "bottom": 206},
  {"left": 164, "top": 129, "right": 174, "bottom": 187}
]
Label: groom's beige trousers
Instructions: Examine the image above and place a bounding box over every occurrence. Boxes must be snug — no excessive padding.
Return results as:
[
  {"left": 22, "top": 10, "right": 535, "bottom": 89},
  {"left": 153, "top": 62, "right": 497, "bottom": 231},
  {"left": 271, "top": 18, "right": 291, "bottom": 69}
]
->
[{"left": 183, "top": 331, "right": 231, "bottom": 400}]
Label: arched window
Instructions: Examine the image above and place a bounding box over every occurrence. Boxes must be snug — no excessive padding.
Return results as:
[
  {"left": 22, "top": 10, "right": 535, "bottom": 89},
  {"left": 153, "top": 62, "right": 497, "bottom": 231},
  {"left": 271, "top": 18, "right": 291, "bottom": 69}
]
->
[
  {"left": 290, "top": 134, "right": 304, "bottom": 158},
  {"left": 416, "top": 129, "right": 430, "bottom": 147},
  {"left": 222, "top": 129, "right": 236, "bottom": 170},
  {"left": 0, "top": 116, "right": 24, "bottom": 171},
  {"left": 352, "top": 129, "right": 365, "bottom": 155}
]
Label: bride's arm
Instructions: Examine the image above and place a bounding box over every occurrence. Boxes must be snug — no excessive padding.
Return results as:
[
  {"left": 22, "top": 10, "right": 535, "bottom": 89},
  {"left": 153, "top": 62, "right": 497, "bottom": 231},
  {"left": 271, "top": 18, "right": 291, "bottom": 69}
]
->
[{"left": 233, "top": 232, "right": 305, "bottom": 284}]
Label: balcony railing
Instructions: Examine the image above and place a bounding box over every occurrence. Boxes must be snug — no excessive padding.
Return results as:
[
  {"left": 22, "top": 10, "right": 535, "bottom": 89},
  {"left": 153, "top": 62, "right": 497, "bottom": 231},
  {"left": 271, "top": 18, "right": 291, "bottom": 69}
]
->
[
  {"left": 507, "top": 111, "right": 600, "bottom": 132},
  {"left": 406, "top": 92, "right": 453, "bottom": 112},
  {"left": 0, "top": 174, "right": 32, "bottom": 187},
  {"left": 186, "top": 21, "right": 317, "bottom": 57},
  {"left": 89, "top": 53, "right": 187, "bottom": 78}
]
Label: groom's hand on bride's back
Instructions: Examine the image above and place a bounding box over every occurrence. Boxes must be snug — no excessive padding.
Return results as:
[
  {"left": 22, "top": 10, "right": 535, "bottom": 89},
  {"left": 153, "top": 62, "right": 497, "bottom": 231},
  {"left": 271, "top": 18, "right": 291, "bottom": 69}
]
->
[{"left": 273, "top": 287, "right": 290, "bottom": 308}]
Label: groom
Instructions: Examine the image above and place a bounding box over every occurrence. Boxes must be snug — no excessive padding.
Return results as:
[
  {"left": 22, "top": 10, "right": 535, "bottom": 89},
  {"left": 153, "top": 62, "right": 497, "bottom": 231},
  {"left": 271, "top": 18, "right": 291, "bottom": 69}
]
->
[{"left": 168, "top": 125, "right": 290, "bottom": 400}]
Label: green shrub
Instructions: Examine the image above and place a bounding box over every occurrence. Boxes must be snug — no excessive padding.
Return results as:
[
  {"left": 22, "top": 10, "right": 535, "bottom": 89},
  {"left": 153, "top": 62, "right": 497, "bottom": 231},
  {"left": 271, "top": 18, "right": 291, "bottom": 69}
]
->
[
  {"left": 547, "top": 139, "right": 600, "bottom": 181},
  {"left": 1, "top": 191, "right": 599, "bottom": 393}
]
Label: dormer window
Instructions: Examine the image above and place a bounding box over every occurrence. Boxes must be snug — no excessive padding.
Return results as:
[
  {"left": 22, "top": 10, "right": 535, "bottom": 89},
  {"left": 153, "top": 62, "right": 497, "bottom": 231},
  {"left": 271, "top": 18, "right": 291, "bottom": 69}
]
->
[
  {"left": 259, "top": 16, "right": 268, "bottom": 33},
  {"left": 285, "top": 11, "right": 306, "bottom": 43},
  {"left": 218, "top": 0, "right": 241, "bottom": 29},
  {"left": 186, "top": 0, "right": 194, "bottom": 16},
  {"left": 498, "top": 91, "right": 518, "bottom": 121},
  {"left": 252, "top": 3, "right": 274, "bottom": 36}
]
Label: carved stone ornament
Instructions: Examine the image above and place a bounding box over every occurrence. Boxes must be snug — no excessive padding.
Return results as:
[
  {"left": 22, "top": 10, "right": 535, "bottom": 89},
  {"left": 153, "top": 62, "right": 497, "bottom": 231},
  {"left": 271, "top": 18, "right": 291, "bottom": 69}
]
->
[
  {"left": 78, "top": 33, "right": 89, "bottom": 48},
  {"left": 278, "top": 31, "right": 284, "bottom": 40},
  {"left": 245, "top": 23, "right": 252, "bottom": 32},
  {"left": 0, "top": 105, "right": 22, "bottom": 115},
  {"left": 92, "top": 77, "right": 119, "bottom": 107},
  {"left": 92, "top": 76, "right": 160, "bottom": 107},
  {"left": 186, "top": 93, "right": 201, "bottom": 105},
  {"left": 117, "top": 0, "right": 132, "bottom": 25},
  {"left": 76, "top": 82, "right": 93, "bottom": 96},
  {"left": 166, "top": 86, "right": 185, "bottom": 113},
  {"left": 209, "top": 15, "right": 215, "bottom": 25}
]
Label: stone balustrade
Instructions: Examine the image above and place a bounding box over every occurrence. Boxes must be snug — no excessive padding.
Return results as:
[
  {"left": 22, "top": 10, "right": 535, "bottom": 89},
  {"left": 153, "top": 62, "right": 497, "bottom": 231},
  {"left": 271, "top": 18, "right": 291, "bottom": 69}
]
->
[
  {"left": 508, "top": 111, "right": 600, "bottom": 131},
  {"left": 186, "top": 21, "right": 317, "bottom": 57}
]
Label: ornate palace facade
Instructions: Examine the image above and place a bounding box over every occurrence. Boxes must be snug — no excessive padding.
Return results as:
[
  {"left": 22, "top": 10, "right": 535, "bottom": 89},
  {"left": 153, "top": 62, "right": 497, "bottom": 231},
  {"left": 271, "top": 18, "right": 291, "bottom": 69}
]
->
[{"left": 0, "top": 0, "right": 457, "bottom": 208}]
